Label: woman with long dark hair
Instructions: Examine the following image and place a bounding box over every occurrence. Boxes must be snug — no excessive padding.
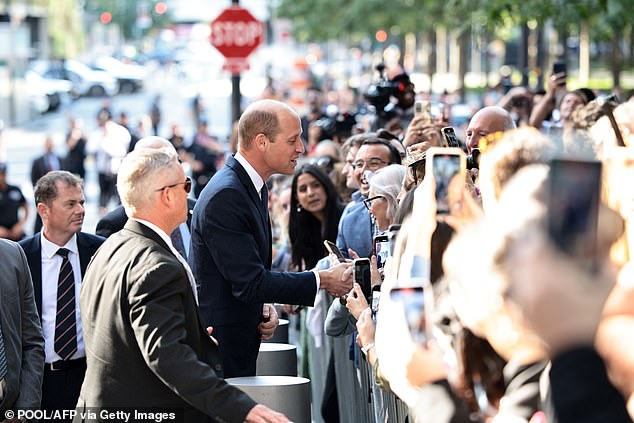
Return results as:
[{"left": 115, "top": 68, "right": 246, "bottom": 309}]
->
[{"left": 289, "top": 164, "right": 344, "bottom": 271}]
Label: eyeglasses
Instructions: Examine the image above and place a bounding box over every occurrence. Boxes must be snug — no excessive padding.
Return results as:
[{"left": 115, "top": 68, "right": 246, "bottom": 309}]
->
[
  {"left": 363, "top": 195, "right": 385, "bottom": 210},
  {"left": 155, "top": 177, "right": 192, "bottom": 194},
  {"left": 353, "top": 158, "right": 388, "bottom": 171}
]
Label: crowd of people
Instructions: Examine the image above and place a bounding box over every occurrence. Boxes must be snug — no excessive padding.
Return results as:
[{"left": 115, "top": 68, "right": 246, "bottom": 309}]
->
[{"left": 0, "top": 65, "right": 633, "bottom": 423}]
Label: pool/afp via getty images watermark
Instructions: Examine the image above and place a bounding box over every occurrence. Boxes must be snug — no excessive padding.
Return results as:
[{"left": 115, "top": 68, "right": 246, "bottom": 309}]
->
[{"left": 6, "top": 408, "right": 183, "bottom": 422}]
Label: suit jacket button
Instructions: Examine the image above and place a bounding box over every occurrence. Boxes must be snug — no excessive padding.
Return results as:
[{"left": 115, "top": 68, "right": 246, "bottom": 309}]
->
[{"left": 215, "top": 364, "right": 222, "bottom": 371}]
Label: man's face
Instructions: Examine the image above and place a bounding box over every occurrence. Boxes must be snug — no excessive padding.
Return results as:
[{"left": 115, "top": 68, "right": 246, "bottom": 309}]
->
[
  {"left": 41, "top": 182, "right": 85, "bottom": 236},
  {"left": 560, "top": 93, "right": 585, "bottom": 122},
  {"left": 353, "top": 144, "right": 391, "bottom": 196},
  {"left": 342, "top": 146, "right": 359, "bottom": 189},
  {"left": 465, "top": 110, "right": 508, "bottom": 154},
  {"left": 44, "top": 137, "right": 54, "bottom": 153},
  {"left": 264, "top": 110, "right": 305, "bottom": 176}
]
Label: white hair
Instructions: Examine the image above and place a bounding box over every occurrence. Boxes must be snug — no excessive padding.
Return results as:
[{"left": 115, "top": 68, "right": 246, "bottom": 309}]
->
[
  {"left": 117, "top": 147, "right": 179, "bottom": 216},
  {"left": 369, "top": 164, "right": 406, "bottom": 222}
]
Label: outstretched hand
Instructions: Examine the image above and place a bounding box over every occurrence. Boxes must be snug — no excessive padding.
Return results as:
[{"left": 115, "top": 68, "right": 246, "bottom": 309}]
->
[{"left": 245, "top": 404, "right": 291, "bottom": 423}]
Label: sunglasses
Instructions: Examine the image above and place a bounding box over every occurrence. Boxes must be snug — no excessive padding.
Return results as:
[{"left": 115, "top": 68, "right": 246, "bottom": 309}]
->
[{"left": 155, "top": 177, "right": 192, "bottom": 194}]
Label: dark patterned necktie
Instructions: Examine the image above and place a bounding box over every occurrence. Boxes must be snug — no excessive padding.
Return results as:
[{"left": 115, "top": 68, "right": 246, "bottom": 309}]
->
[
  {"left": 0, "top": 321, "right": 7, "bottom": 380},
  {"left": 170, "top": 227, "right": 187, "bottom": 259},
  {"left": 54, "top": 248, "right": 78, "bottom": 360}
]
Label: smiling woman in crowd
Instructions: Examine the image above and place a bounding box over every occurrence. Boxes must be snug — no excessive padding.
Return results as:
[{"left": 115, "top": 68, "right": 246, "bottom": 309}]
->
[{"left": 289, "top": 163, "right": 344, "bottom": 271}]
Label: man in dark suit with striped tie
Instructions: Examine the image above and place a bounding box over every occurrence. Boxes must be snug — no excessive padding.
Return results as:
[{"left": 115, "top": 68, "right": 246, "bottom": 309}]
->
[{"left": 19, "top": 171, "right": 104, "bottom": 417}]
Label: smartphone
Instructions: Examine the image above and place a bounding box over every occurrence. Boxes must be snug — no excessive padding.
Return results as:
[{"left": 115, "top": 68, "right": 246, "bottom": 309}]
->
[
  {"left": 414, "top": 100, "right": 432, "bottom": 124},
  {"left": 353, "top": 258, "right": 372, "bottom": 302},
  {"left": 426, "top": 147, "right": 466, "bottom": 214},
  {"left": 442, "top": 126, "right": 461, "bottom": 148},
  {"left": 373, "top": 235, "right": 390, "bottom": 269},
  {"left": 552, "top": 62, "right": 567, "bottom": 76},
  {"left": 387, "top": 224, "right": 401, "bottom": 257},
  {"left": 547, "top": 159, "right": 602, "bottom": 270},
  {"left": 390, "top": 287, "right": 426, "bottom": 344},
  {"left": 324, "top": 240, "right": 346, "bottom": 262}
]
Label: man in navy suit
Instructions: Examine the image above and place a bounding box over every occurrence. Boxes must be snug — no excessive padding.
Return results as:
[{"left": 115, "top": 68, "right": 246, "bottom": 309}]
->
[
  {"left": 19, "top": 171, "right": 104, "bottom": 417},
  {"left": 190, "top": 99, "right": 352, "bottom": 377}
]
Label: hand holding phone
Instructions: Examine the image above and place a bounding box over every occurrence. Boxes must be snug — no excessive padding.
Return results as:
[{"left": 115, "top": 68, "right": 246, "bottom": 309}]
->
[
  {"left": 425, "top": 147, "right": 466, "bottom": 215},
  {"left": 415, "top": 100, "right": 432, "bottom": 124},
  {"left": 547, "top": 159, "right": 601, "bottom": 271},
  {"left": 441, "top": 126, "right": 461, "bottom": 148},
  {"left": 391, "top": 287, "right": 426, "bottom": 344},
  {"left": 373, "top": 235, "right": 390, "bottom": 269},
  {"left": 324, "top": 240, "right": 346, "bottom": 262},
  {"left": 353, "top": 258, "right": 372, "bottom": 302}
]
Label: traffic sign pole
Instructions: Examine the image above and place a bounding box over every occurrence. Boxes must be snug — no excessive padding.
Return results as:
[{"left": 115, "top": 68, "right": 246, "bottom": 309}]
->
[
  {"left": 210, "top": 2, "right": 264, "bottom": 129},
  {"left": 231, "top": 0, "right": 241, "bottom": 127}
]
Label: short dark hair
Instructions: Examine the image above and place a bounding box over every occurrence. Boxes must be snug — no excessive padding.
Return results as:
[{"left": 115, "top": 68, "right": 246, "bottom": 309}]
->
[
  {"left": 238, "top": 109, "right": 281, "bottom": 149},
  {"left": 34, "top": 171, "right": 83, "bottom": 206},
  {"left": 361, "top": 136, "right": 402, "bottom": 165}
]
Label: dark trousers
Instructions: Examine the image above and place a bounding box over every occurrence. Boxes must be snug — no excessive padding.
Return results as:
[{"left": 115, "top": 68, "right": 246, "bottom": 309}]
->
[
  {"left": 98, "top": 173, "right": 118, "bottom": 209},
  {"left": 213, "top": 323, "right": 260, "bottom": 378},
  {"left": 42, "top": 359, "right": 86, "bottom": 421}
]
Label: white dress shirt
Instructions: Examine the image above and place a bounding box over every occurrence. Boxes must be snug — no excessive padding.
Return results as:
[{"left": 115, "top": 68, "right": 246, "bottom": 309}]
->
[
  {"left": 40, "top": 233, "right": 84, "bottom": 363},
  {"left": 131, "top": 218, "right": 198, "bottom": 304},
  {"left": 234, "top": 152, "right": 320, "bottom": 289}
]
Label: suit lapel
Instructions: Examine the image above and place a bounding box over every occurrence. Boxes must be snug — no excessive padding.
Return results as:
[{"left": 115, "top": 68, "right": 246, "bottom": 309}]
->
[
  {"left": 24, "top": 236, "right": 43, "bottom": 318},
  {"left": 77, "top": 233, "right": 91, "bottom": 276},
  {"left": 226, "top": 156, "right": 269, "bottom": 228}
]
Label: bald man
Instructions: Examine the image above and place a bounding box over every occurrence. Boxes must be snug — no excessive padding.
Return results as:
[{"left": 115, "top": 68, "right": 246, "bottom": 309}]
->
[
  {"left": 189, "top": 99, "right": 352, "bottom": 377},
  {"left": 465, "top": 106, "right": 516, "bottom": 154}
]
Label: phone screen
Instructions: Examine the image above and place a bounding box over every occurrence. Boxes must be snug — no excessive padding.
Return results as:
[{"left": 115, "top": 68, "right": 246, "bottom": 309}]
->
[
  {"left": 374, "top": 235, "right": 390, "bottom": 269},
  {"left": 442, "top": 127, "right": 461, "bottom": 148},
  {"left": 354, "top": 259, "right": 372, "bottom": 301},
  {"left": 390, "top": 287, "right": 426, "bottom": 344},
  {"left": 433, "top": 154, "right": 462, "bottom": 214},
  {"left": 548, "top": 159, "right": 601, "bottom": 268}
]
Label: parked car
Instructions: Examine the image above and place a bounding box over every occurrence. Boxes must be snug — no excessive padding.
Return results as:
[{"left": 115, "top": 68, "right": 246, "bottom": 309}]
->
[
  {"left": 91, "top": 56, "right": 146, "bottom": 93},
  {"left": 25, "top": 70, "right": 74, "bottom": 112},
  {"left": 31, "top": 59, "right": 117, "bottom": 98}
]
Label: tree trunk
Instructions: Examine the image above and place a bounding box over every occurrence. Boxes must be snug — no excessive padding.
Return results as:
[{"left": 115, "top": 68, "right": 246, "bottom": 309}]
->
[
  {"left": 428, "top": 28, "right": 437, "bottom": 85},
  {"left": 611, "top": 29, "right": 622, "bottom": 89},
  {"left": 536, "top": 24, "right": 546, "bottom": 90},
  {"left": 458, "top": 27, "right": 470, "bottom": 102},
  {"left": 520, "top": 21, "right": 530, "bottom": 86},
  {"left": 483, "top": 30, "right": 491, "bottom": 88},
  {"left": 579, "top": 21, "right": 590, "bottom": 87}
]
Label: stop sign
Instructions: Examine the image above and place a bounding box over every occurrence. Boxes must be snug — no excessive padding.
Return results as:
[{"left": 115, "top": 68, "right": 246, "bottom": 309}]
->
[{"left": 210, "top": 6, "right": 264, "bottom": 60}]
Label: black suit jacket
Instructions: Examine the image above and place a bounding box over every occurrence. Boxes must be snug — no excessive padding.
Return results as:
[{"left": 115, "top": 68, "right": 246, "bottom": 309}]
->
[
  {"left": 189, "top": 155, "right": 317, "bottom": 377},
  {"left": 96, "top": 198, "right": 196, "bottom": 238},
  {"left": 30, "top": 154, "right": 62, "bottom": 186},
  {"left": 19, "top": 232, "right": 105, "bottom": 318},
  {"left": 77, "top": 220, "right": 255, "bottom": 422}
]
